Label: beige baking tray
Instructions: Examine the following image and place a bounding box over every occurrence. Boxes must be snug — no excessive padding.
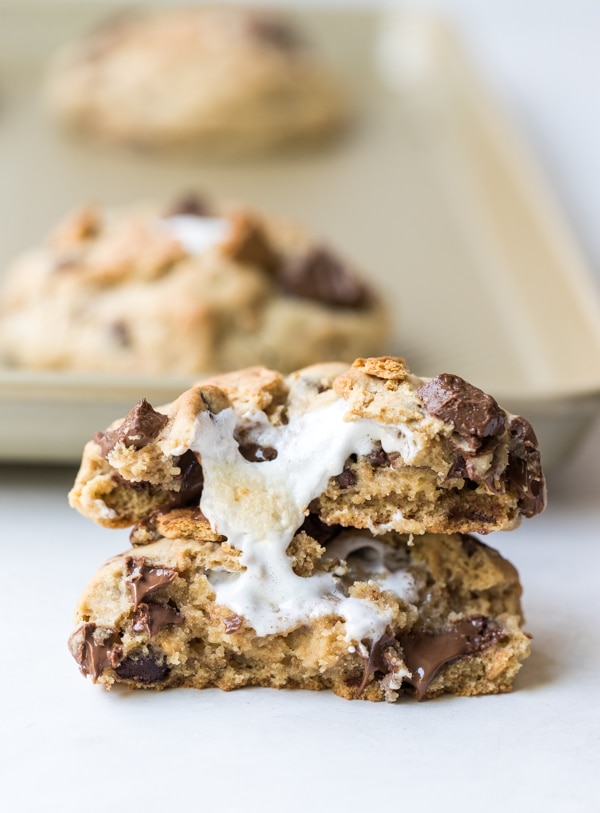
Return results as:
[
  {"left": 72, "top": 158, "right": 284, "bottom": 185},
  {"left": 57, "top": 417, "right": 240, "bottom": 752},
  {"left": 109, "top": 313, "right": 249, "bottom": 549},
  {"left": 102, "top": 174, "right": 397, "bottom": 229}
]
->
[{"left": 0, "top": 4, "right": 599, "bottom": 466}]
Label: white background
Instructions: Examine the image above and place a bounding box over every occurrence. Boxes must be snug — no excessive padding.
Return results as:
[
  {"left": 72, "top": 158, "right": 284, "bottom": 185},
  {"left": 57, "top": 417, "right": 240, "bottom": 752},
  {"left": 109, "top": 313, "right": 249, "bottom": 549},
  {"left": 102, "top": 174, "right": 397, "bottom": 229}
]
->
[{"left": 2, "top": 2, "right": 600, "bottom": 812}]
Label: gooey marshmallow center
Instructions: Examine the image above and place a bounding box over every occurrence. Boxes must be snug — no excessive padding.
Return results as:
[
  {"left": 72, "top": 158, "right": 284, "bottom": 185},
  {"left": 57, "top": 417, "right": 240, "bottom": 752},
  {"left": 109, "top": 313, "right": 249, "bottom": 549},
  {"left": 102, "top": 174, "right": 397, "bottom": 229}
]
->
[{"left": 188, "top": 397, "right": 421, "bottom": 641}]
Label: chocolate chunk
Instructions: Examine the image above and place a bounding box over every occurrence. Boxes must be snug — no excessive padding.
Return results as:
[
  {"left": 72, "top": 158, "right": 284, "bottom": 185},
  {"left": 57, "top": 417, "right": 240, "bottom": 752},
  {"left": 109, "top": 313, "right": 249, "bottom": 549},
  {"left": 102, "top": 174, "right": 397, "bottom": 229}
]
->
[
  {"left": 238, "top": 442, "right": 278, "bottom": 462},
  {"left": 356, "top": 631, "right": 397, "bottom": 696},
  {"left": 248, "top": 15, "right": 304, "bottom": 50},
  {"left": 506, "top": 416, "right": 545, "bottom": 517},
  {"left": 114, "top": 651, "right": 170, "bottom": 684},
  {"left": 280, "top": 248, "right": 369, "bottom": 308},
  {"left": 172, "top": 450, "right": 204, "bottom": 505},
  {"left": 166, "top": 192, "right": 211, "bottom": 217},
  {"left": 68, "top": 623, "right": 122, "bottom": 682},
  {"left": 223, "top": 614, "right": 244, "bottom": 634},
  {"left": 94, "top": 398, "right": 168, "bottom": 455},
  {"left": 110, "top": 319, "right": 132, "bottom": 348},
  {"left": 125, "top": 557, "right": 178, "bottom": 609},
  {"left": 132, "top": 603, "right": 185, "bottom": 637},
  {"left": 366, "top": 447, "right": 390, "bottom": 468},
  {"left": 221, "top": 214, "right": 280, "bottom": 275},
  {"left": 399, "top": 617, "right": 507, "bottom": 700},
  {"left": 335, "top": 467, "right": 357, "bottom": 489},
  {"left": 418, "top": 375, "right": 505, "bottom": 450},
  {"left": 298, "top": 514, "right": 342, "bottom": 546}
]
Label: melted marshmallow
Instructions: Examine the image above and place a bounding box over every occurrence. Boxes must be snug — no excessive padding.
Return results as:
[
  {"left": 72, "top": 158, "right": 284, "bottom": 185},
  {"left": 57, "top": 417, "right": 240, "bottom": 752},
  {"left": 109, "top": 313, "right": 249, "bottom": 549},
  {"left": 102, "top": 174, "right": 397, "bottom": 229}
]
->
[
  {"left": 189, "top": 398, "right": 422, "bottom": 641},
  {"left": 162, "top": 215, "right": 230, "bottom": 256}
]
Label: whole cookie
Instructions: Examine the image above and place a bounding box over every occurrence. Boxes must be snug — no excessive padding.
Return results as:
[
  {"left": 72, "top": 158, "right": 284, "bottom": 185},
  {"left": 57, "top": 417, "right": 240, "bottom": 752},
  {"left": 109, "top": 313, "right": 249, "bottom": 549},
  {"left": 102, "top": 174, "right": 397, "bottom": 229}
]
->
[
  {"left": 44, "top": 7, "right": 346, "bottom": 152},
  {"left": 0, "top": 198, "right": 388, "bottom": 375}
]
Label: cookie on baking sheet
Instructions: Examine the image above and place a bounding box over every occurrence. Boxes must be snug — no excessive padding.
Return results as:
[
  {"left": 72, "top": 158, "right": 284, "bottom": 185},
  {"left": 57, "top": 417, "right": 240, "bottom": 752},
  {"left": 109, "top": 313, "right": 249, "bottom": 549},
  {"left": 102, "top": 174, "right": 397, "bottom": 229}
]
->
[
  {"left": 68, "top": 530, "right": 530, "bottom": 701},
  {"left": 44, "top": 7, "right": 346, "bottom": 153},
  {"left": 68, "top": 356, "right": 546, "bottom": 536},
  {"left": 0, "top": 197, "right": 388, "bottom": 375}
]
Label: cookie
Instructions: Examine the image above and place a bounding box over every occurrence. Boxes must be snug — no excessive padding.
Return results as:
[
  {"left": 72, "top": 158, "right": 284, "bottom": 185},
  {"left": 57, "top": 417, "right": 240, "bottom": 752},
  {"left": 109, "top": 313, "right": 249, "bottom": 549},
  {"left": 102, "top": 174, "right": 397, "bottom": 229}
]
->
[
  {"left": 0, "top": 198, "right": 388, "bottom": 375},
  {"left": 44, "top": 7, "right": 345, "bottom": 152},
  {"left": 68, "top": 356, "right": 546, "bottom": 536},
  {"left": 68, "top": 531, "right": 530, "bottom": 701}
]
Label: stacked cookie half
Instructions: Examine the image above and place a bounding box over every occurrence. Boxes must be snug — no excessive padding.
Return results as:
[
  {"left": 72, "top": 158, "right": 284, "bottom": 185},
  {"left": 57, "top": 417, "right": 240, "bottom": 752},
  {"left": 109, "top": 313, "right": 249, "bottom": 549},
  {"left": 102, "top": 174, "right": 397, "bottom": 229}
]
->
[{"left": 68, "top": 356, "right": 545, "bottom": 702}]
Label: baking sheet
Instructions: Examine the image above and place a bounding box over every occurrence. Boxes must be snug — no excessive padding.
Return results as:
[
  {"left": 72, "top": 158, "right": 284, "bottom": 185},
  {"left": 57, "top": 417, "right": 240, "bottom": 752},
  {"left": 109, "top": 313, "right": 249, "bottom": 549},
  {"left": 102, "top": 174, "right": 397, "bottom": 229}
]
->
[{"left": 1, "top": 3, "right": 599, "bottom": 465}]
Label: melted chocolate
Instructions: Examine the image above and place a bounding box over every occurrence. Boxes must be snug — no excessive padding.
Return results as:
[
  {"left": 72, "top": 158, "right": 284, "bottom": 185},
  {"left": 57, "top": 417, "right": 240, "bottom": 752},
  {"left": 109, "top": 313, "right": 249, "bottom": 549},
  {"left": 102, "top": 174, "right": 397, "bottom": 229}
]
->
[
  {"left": 280, "top": 248, "right": 369, "bottom": 308},
  {"left": 418, "top": 375, "right": 505, "bottom": 450},
  {"left": 356, "top": 631, "right": 397, "bottom": 696},
  {"left": 94, "top": 398, "right": 168, "bottom": 455},
  {"left": 506, "top": 416, "right": 545, "bottom": 517},
  {"left": 69, "top": 623, "right": 122, "bottom": 682},
  {"left": 172, "top": 450, "right": 204, "bottom": 505},
  {"left": 125, "top": 557, "right": 178, "bottom": 609},
  {"left": 399, "top": 617, "right": 507, "bottom": 700},
  {"left": 114, "top": 651, "right": 170, "bottom": 684},
  {"left": 132, "top": 603, "right": 185, "bottom": 637}
]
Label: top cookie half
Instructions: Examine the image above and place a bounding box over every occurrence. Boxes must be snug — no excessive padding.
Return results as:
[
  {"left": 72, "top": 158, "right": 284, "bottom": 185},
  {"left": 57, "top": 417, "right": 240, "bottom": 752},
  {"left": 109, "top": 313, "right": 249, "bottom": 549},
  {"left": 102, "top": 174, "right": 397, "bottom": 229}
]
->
[{"left": 69, "top": 357, "right": 546, "bottom": 537}]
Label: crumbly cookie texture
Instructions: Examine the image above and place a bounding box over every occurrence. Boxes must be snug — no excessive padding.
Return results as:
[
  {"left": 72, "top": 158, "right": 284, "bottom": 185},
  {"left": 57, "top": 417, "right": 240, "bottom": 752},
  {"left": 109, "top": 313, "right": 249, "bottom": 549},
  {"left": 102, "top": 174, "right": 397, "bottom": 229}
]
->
[
  {"left": 68, "top": 531, "right": 530, "bottom": 701},
  {"left": 0, "top": 199, "right": 387, "bottom": 375},
  {"left": 69, "top": 357, "right": 546, "bottom": 536},
  {"left": 44, "top": 7, "right": 346, "bottom": 152}
]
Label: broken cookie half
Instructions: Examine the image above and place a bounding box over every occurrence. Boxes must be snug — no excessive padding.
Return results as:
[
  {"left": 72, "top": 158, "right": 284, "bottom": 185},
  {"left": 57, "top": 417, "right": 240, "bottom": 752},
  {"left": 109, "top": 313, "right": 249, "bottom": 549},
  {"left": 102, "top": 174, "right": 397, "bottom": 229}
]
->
[
  {"left": 69, "top": 531, "right": 530, "bottom": 700},
  {"left": 68, "top": 356, "right": 544, "bottom": 700}
]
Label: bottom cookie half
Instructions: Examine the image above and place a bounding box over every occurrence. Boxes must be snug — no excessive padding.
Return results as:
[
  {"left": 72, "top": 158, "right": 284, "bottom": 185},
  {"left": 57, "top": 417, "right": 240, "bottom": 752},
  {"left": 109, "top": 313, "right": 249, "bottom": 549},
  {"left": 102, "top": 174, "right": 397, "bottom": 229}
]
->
[{"left": 69, "top": 527, "right": 530, "bottom": 702}]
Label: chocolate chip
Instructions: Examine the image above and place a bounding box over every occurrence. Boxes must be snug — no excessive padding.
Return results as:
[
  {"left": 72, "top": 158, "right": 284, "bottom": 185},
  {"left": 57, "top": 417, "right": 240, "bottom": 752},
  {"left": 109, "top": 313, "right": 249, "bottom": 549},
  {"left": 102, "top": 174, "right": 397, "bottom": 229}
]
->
[
  {"left": 298, "top": 514, "right": 343, "bottom": 545},
  {"left": 356, "top": 631, "right": 397, "bottom": 696},
  {"left": 166, "top": 192, "right": 212, "bottom": 217},
  {"left": 125, "top": 557, "right": 178, "bottom": 609},
  {"left": 171, "top": 450, "right": 204, "bottom": 506},
  {"left": 68, "top": 623, "right": 122, "bottom": 682},
  {"left": 335, "top": 467, "right": 357, "bottom": 489},
  {"left": 238, "top": 442, "right": 278, "bottom": 462},
  {"left": 114, "top": 651, "right": 170, "bottom": 684},
  {"left": 110, "top": 319, "right": 132, "bottom": 348},
  {"left": 418, "top": 375, "right": 505, "bottom": 450},
  {"left": 506, "top": 416, "right": 545, "bottom": 517},
  {"left": 366, "top": 447, "right": 390, "bottom": 468},
  {"left": 132, "top": 603, "right": 185, "bottom": 637},
  {"left": 280, "top": 248, "right": 369, "bottom": 308},
  {"left": 224, "top": 614, "right": 244, "bottom": 634},
  {"left": 248, "top": 15, "right": 304, "bottom": 50},
  {"left": 399, "top": 616, "right": 507, "bottom": 700},
  {"left": 94, "top": 398, "right": 168, "bottom": 455}
]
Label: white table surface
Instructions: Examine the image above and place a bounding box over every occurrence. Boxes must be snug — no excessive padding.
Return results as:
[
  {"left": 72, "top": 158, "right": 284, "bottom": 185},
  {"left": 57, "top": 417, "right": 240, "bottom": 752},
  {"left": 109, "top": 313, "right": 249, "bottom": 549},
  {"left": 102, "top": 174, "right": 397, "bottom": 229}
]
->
[{"left": 2, "top": 2, "right": 600, "bottom": 812}]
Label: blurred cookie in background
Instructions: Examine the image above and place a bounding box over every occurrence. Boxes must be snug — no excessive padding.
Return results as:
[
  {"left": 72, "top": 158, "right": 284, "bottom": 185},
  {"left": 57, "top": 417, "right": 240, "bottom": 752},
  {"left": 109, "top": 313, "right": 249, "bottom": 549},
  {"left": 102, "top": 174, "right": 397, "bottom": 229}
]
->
[
  {"left": 43, "top": 6, "right": 347, "bottom": 154},
  {"left": 0, "top": 194, "right": 389, "bottom": 375}
]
